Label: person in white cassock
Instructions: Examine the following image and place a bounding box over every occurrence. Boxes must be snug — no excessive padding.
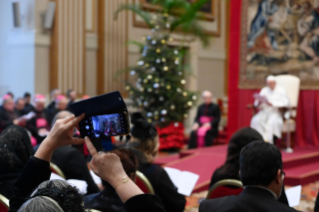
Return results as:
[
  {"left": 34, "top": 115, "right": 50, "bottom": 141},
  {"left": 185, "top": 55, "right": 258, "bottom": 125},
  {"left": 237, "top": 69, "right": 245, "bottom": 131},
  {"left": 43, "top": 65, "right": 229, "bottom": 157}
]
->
[{"left": 250, "top": 76, "right": 289, "bottom": 144}]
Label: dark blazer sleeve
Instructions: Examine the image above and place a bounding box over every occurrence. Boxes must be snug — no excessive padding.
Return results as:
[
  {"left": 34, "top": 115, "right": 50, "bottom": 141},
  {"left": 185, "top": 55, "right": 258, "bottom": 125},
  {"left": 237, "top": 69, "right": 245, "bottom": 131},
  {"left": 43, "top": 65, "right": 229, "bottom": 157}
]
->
[
  {"left": 124, "top": 194, "right": 166, "bottom": 212},
  {"left": 0, "top": 110, "right": 13, "bottom": 131},
  {"left": 155, "top": 168, "right": 186, "bottom": 212},
  {"left": 9, "top": 156, "right": 51, "bottom": 212},
  {"left": 211, "top": 105, "right": 221, "bottom": 128}
]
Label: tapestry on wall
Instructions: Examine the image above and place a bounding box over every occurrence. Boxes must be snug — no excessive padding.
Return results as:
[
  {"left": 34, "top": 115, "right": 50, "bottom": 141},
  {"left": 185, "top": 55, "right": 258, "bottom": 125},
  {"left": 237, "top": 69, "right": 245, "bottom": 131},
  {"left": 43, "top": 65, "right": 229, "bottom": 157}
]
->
[{"left": 240, "top": 0, "right": 319, "bottom": 89}]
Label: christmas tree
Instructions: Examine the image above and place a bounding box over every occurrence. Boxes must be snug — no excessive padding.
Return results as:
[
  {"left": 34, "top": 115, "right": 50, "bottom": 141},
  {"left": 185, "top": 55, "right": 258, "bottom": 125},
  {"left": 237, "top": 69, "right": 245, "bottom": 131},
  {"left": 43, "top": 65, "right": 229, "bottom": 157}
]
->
[
  {"left": 116, "top": 0, "right": 210, "bottom": 124},
  {"left": 116, "top": 0, "right": 211, "bottom": 149}
]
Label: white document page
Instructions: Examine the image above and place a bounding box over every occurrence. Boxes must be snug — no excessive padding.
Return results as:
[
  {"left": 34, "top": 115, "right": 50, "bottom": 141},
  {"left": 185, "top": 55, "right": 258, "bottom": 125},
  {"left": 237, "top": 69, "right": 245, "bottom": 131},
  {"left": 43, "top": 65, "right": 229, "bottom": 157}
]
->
[
  {"left": 253, "top": 93, "right": 268, "bottom": 103},
  {"left": 90, "top": 170, "right": 102, "bottom": 185},
  {"left": 67, "top": 179, "right": 88, "bottom": 195},
  {"left": 50, "top": 173, "right": 88, "bottom": 195},
  {"left": 286, "top": 185, "right": 302, "bottom": 207},
  {"left": 164, "top": 167, "right": 199, "bottom": 196}
]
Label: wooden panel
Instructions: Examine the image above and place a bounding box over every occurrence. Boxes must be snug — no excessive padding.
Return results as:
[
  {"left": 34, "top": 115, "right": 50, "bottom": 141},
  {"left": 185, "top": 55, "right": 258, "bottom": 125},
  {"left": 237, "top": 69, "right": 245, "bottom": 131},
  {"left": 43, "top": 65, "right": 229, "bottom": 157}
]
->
[
  {"left": 97, "top": 0, "right": 128, "bottom": 95},
  {"left": 50, "top": 0, "right": 86, "bottom": 95}
]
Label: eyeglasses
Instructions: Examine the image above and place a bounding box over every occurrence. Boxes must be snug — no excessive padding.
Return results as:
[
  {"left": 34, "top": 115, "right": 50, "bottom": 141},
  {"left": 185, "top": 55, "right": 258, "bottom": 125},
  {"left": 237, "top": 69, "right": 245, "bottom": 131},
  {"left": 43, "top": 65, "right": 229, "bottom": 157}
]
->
[{"left": 281, "top": 170, "right": 286, "bottom": 180}]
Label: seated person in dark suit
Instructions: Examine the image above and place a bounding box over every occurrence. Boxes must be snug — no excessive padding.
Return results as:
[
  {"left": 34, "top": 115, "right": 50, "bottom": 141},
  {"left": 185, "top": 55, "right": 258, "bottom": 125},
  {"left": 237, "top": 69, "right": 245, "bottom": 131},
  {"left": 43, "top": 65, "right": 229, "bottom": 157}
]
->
[
  {"left": 85, "top": 148, "right": 138, "bottom": 212},
  {"left": 0, "top": 125, "right": 34, "bottom": 199},
  {"left": 209, "top": 127, "right": 288, "bottom": 205},
  {"left": 50, "top": 111, "right": 99, "bottom": 195},
  {"left": 66, "top": 89, "right": 77, "bottom": 111},
  {"left": 14, "top": 98, "right": 25, "bottom": 117},
  {"left": 128, "top": 113, "right": 186, "bottom": 212},
  {"left": 26, "top": 94, "right": 50, "bottom": 144},
  {"left": 189, "top": 91, "right": 221, "bottom": 149},
  {"left": 0, "top": 95, "right": 24, "bottom": 132},
  {"left": 46, "top": 88, "right": 61, "bottom": 114},
  {"left": 22, "top": 92, "right": 34, "bottom": 114},
  {"left": 200, "top": 141, "right": 298, "bottom": 212},
  {"left": 210, "top": 128, "right": 263, "bottom": 187},
  {"left": 46, "top": 95, "right": 68, "bottom": 125}
]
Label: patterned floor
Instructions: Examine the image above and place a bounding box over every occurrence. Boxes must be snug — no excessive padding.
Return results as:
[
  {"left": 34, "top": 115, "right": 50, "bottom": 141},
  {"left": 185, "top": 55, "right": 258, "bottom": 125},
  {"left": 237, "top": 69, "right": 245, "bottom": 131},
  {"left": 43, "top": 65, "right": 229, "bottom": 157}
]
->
[{"left": 184, "top": 182, "right": 319, "bottom": 212}]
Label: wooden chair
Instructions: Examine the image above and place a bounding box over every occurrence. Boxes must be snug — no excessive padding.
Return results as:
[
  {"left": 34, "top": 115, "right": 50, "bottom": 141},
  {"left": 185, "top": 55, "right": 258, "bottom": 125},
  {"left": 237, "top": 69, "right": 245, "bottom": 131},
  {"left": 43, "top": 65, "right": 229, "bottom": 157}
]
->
[
  {"left": 206, "top": 179, "right": 243, "bottom": 200},
  {"left": 135, "top": 171, "right": 155, "bottom": 194},
  {"left": 248, "top": 75, "right": 300, "bottom": 152},
  {"left": 0, "top": 194, "right": 9, "bottom": 212},
  {"left": 50, "top": 162, "right": 66, "bottom": 179}
]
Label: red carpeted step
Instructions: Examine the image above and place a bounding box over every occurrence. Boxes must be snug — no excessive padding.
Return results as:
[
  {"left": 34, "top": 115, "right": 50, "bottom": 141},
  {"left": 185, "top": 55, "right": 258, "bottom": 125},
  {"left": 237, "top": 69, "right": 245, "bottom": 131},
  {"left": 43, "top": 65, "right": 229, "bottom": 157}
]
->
[
  {"left": 282, "top": 150, "right": 319, "bottom": 169},
  {"left": 284, "top": 161, "right": 319, "bottom": 186}
]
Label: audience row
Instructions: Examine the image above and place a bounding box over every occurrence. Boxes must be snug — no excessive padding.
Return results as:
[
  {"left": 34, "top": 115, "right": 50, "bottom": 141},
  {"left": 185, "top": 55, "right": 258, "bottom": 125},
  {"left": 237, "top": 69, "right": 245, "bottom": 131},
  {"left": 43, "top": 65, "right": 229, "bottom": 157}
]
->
[{"left": 1, "top": 91, "right": 318, "bottom": 211}]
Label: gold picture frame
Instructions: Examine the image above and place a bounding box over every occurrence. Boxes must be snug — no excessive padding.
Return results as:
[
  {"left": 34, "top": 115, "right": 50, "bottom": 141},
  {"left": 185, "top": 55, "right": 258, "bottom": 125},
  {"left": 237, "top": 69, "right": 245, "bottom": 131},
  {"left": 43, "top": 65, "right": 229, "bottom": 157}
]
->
[{"left": 133, "top": 0, "right": 221, "bottom": 36}]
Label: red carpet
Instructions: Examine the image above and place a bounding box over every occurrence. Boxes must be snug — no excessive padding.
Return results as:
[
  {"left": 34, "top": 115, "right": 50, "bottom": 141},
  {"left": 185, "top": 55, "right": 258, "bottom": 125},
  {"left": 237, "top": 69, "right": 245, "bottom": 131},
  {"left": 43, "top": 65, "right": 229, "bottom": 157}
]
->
[{"left": 155, "top": 146, "right": 319, "bottom": 193}]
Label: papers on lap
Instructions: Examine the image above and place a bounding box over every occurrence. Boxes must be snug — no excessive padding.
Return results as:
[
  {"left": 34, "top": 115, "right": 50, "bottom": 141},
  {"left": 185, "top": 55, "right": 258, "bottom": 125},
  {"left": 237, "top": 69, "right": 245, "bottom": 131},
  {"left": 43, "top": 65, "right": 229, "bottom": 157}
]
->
[
  {"left": 18, "top": 111, "right": 36, "bottom": 121},
  {"left": 286, "top": 185, "right": 302, "bottom": 207},
  {"left": 164, "top": 167, "right": 199, "bottom": 196},
  {"left": 50, "top": 173, "right": 88, "bottom": 194},
  {"left": 253, "top": 93, "right": 268, "bottom": 103}
]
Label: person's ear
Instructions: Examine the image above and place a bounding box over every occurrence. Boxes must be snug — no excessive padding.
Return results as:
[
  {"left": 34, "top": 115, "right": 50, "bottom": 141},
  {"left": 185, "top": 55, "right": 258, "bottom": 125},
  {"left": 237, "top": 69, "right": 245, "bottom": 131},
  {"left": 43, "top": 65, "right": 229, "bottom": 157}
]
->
[{"left": 275, "top": 169, "right": 281, "bottom": 184}]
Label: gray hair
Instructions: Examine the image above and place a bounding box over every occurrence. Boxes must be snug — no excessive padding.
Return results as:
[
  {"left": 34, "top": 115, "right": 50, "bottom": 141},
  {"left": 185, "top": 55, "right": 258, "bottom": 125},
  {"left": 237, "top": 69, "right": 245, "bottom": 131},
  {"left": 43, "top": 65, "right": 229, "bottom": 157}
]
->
[
  {"left": 51, "top": 110, "right": 73, "bottom": 128},
  {"left": 18, "top": 180, "right": 85, "bottom": 212},
  {"left": 18, "top": 196, "right": 64, "bottom": 212},
  {"left": 202, "top": 90, "right": 213, "bottom": 98}
]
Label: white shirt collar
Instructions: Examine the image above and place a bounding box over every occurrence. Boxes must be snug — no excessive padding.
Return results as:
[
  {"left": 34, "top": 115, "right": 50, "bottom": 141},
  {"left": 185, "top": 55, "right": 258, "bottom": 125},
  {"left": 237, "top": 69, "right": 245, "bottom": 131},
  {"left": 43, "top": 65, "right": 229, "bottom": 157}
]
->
[{"left": 245, "top": 185, "right": 277, "bottom": 199}]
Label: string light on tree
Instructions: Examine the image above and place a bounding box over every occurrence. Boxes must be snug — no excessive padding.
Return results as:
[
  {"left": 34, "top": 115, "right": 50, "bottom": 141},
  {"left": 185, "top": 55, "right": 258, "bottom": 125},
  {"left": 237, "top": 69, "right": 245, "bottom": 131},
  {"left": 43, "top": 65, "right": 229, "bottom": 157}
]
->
[
  {"left": 161, "top": 109, "right": 167, "bottom": 116},
  {"left": 138, "top": 61, "right": 144, "bottom": 66},
  {"left": 153, "top": 83, "right": 160, "bottom": 89},
  {"left": 163, "top": 66, "right": 169, "bottom": 71},
  {"left": 130, "top": 70, "right": 136, "bottom": 75},
  {"left": 181, "top": 79, "right": 186, "bottom": 84}
]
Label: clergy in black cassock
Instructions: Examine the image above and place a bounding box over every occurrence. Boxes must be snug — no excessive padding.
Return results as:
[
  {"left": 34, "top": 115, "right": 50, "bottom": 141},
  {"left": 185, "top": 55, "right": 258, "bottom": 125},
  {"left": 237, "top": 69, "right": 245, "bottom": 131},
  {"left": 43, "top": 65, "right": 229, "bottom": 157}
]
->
[{"left": 188, "top": 91, "right": 221, "bottom": 149}]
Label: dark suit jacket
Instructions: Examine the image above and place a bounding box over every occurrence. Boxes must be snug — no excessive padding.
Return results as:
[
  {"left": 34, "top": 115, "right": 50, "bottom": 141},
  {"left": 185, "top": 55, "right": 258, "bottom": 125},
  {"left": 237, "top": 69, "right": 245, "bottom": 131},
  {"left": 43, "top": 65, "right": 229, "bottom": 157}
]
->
[
  {"left": 84, "top": 183, "right": 127, "bottom": 212},
  {"left": 0, "top": 107, "right": 17, "bottom": 132},
  {"left": 139, "top": 163, "right": 186, "bottom": 212},
  {"left": 51, "top": 146, "right": 100, "bottom": 195},
  {"left": 199, "top": 187, "right": 299, "bottom": 212}
]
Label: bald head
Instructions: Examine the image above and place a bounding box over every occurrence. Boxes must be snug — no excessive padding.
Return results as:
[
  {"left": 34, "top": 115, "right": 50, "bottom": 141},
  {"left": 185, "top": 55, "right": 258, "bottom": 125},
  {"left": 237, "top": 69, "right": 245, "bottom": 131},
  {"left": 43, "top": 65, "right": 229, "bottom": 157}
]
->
[
  {"left": 202, "top": 90, "right": 213, "bottom": 105},
  {"left": 51, "top": 110, "right": 73, "bottom": 127}
]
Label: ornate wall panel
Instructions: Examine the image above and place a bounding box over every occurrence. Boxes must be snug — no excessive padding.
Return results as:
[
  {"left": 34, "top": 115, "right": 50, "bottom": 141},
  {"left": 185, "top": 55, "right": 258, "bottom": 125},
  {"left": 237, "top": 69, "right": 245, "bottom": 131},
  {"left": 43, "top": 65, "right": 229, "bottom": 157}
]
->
[{"left": 50, "top": 0, "right": 86, "bottom": 94}]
